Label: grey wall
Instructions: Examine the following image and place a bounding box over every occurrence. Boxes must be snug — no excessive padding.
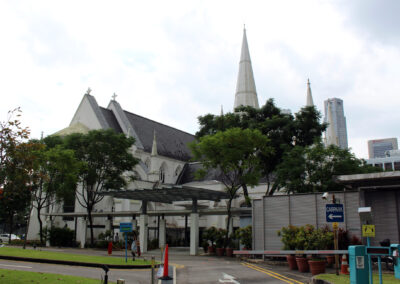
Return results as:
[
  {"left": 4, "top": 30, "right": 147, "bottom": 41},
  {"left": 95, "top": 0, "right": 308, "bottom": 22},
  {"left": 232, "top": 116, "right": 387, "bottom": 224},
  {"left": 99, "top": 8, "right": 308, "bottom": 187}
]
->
[{"left": 253, "top": 191, "right": 361, "bottom": 250}]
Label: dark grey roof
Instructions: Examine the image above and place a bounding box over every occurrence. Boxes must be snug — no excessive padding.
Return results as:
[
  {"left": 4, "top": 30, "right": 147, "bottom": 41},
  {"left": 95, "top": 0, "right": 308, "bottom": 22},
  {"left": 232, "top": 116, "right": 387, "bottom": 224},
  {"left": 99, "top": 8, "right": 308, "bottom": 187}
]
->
[
  {"left": 177, "top": 163, "right": 225, "bottom": 184},
  {"left": 100, "top": 108, "right": 123, "bottom": 133},
  {"left": 176, "top": 162, "right": 274, "bottom": 185},
  {"left": 101, "top": 186, "right": 230, "bottom": 203},
  {"left": 124, "top": 111, "right": 195, "bottom": 161}
]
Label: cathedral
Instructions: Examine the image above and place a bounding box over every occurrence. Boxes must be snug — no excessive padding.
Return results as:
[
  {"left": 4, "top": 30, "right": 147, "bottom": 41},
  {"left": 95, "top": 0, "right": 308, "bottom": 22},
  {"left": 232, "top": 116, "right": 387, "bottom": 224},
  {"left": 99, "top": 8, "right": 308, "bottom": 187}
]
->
[{"left": 27, "top": 28, "right": 338, "bottom": 254}]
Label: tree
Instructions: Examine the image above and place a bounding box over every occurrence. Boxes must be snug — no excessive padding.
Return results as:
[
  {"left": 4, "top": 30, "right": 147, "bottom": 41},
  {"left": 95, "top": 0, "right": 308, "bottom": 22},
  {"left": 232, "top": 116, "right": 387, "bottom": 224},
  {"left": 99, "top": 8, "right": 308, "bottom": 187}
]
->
[
  {"left": 0, "top": 108, "right": 35, "bottom": 241},
  {"left": 63, "top": 129, "right": 139, "bottom": 246},
  {"left": 29, "top": 141, "right": 80, "bottom": 245},
  {"left": 274, "top": 143, "right": 379, "bottom": 194},
  {"left": 190, "top": 128, "right": 273, "bottom": 244},
  {"left": 196, "top": 100, "right": 327, "bottom": 195}
]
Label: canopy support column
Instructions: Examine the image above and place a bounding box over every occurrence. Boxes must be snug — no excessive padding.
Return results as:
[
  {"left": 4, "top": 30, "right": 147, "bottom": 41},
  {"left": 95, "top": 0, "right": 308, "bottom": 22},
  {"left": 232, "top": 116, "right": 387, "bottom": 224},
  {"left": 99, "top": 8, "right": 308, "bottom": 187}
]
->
[
  {"left": 190, "top": 198, "right": 199, "bottom": 256},
  {"left": 139, "top": 201, "right": 148, "bottom": 253}
]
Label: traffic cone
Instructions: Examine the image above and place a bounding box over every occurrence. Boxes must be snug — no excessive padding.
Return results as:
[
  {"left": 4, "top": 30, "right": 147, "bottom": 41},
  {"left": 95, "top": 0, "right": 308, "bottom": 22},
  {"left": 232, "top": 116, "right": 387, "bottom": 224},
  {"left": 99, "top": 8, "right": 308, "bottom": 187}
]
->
[
  {"left": 340, "top": 254, "right": 349, "bottom": 275},
  {"left": 159, "top": 244, "right": 172, "bottom": 280}
]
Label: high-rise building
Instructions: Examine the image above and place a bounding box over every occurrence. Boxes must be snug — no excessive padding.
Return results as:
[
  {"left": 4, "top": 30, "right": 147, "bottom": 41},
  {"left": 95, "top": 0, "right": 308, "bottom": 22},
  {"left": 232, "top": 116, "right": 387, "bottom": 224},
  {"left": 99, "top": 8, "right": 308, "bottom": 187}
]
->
[
  {"left": 324, "top": 98, "right": 348, "bottom": 149},
  {"left": 368, "top": 138, "right": 398, "bottom": 158}
]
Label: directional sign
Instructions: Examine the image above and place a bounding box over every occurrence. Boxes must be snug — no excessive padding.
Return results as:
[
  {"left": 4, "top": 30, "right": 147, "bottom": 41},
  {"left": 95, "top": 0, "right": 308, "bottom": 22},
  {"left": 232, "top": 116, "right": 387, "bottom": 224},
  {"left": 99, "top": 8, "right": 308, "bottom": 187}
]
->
[
  {"left": 362, "top": 225, "right": 375, "bottom": 237},
  {"left": 119, "top": 222, "right": 133, "bottom": 233},
  {"left": 326, "top": 204, "right": 344, "bottom": 222}
]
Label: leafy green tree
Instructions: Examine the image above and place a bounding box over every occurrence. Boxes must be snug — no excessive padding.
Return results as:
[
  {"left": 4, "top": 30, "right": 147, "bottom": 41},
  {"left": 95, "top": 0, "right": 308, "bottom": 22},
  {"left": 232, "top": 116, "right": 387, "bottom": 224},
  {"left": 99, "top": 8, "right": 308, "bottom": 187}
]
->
[
  {"left": 63, "top": 129, "right": 139, "bottom": 246},
  {"left": 0, "top": 108, "right": 36, "bottom": 241},
  {"left": 29, "top": 141, "right": 80, "bottom": 245},
  {"left": 274, "top": 143, "right": 379, "bottom": 194},
  {"left": 190, "top": 128, "right": 273, "bottom": 244},
  {"left": 196, "top": 100, "right": 326, "bottom": 196}
]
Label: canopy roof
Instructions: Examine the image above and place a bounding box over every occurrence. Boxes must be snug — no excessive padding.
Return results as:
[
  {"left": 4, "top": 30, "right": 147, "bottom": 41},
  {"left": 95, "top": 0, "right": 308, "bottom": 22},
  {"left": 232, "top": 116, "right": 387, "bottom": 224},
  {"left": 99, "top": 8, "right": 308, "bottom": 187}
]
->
[
  {"left": 100, "top": 185, "right": 231, "bottom": 203},
  {"left": 334, "top": 171, "right": 400, "bottom": 189}
]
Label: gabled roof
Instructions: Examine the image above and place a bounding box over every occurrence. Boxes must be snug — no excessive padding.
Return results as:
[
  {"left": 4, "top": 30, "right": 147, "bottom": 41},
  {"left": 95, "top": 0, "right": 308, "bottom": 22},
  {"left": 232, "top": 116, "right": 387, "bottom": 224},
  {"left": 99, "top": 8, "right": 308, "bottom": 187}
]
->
[
  {"left": 99, "top": 108, "right": 123, "bottom": 133},
  {"left": 123, "top": 110, "right": 195, "bottom": 161}
]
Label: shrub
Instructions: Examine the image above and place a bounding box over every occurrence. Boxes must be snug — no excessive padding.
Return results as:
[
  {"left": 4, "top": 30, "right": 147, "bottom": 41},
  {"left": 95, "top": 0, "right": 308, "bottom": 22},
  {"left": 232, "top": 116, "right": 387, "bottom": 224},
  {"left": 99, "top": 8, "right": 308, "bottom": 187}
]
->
[
  {"left": 235, "top": 225, "right": 252, "bottom": 249},
  {"left": 277, "top": 225, "right": 298, "bottom": 250},
  {"left": 203, "top": 227, "right": 218, "bottom": 247},
  {"left": 215, "top": 228, "right": 227, "bottom": 248},
  {"left": 48, "top": 227, "right": 75, "bottom": 247}
]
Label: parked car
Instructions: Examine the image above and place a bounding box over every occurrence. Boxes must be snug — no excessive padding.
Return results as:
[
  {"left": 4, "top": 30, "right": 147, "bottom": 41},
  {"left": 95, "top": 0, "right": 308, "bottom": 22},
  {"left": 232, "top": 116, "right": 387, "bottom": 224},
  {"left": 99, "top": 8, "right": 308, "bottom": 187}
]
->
[{"left": 0, "top": 234, "right": 20, "bottom": 243}]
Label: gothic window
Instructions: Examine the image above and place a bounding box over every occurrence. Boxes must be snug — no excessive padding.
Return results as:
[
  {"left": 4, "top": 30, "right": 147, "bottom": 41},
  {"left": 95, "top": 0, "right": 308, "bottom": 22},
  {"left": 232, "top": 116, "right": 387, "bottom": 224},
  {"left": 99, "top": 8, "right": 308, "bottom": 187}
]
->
[
  {"left": 159, "top": 162, "right": 167, "bottom": 183},
  {"left": 144, "top": 158, "right": 151, "bottom": 170},
  {"left": 175, "top": 165, "right": 182, "bottom": 176}
]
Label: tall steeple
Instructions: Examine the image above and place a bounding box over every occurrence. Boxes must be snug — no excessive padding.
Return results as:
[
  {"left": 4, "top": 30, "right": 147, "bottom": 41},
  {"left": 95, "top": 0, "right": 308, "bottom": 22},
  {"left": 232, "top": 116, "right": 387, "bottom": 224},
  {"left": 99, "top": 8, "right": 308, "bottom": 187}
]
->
[
  {"left": 306, "top": 79, "right": 314, "bottom": 107},
  {"left": 234, "top": 28, "right": 259, "bottom": 110}
]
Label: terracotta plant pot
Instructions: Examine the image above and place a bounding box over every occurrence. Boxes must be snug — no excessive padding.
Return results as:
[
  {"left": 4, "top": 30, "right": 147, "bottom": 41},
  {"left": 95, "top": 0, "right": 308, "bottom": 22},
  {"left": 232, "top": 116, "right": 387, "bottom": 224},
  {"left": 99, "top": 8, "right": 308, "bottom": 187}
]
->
[
  {"left": 326, "top": 255, "right": 335, "bottom": 268},
  {"left": 225, "top": 248, "right": 234, "bottom": 257},
  {"left": 216, "top": 247, "right": 225, "bottom": 256},
  {"left": 208, "top": 246, "right": 215, "bottom": 254},
  {"left": 308, "top": 259, "right": 326, "bottom": 276},
  {"left": 296, "top": 257, "right": 309, "bottom": 273},
  {"left": 286, "top": 255, "right": 298, "bottom": 270}
]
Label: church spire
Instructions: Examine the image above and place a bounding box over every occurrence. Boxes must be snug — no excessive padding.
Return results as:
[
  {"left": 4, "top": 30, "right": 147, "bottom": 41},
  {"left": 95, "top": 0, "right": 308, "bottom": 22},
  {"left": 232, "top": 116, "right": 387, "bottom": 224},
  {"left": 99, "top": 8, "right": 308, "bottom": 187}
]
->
[
  {"left": 234, "top": 28, "right": 259, "bottom": 110},
  {"left": 151, "top": 130, "right": 158, "bottom": 156},
  {"left": 306, "top": 79, "right": 314, "bottom": 107}
]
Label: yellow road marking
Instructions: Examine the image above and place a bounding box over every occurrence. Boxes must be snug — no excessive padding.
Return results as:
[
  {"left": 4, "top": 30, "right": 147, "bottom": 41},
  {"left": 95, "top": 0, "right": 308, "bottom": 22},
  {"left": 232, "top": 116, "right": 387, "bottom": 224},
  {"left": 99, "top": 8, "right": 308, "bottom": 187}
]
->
[{"left": 242, "top": 262, "right": 304, "bottom": 284}]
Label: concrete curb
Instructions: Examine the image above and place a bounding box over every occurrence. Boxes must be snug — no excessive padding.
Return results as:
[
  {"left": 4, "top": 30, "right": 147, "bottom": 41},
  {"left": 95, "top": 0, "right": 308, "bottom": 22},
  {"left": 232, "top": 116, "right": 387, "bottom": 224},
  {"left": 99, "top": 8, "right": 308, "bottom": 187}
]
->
[
  {"left": 309, "top": 276, "right": 333, "bottom": 284},
  {"left": 0, "top": 255, "right": 158, "bottom": 269}
]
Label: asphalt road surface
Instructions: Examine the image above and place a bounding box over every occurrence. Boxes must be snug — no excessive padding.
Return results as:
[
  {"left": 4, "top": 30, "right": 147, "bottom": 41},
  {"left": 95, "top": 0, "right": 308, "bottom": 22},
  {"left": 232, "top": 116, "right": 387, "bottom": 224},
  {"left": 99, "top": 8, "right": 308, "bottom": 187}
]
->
[{"left": 0, "top": 247, "right": 309, "bottom": 284}]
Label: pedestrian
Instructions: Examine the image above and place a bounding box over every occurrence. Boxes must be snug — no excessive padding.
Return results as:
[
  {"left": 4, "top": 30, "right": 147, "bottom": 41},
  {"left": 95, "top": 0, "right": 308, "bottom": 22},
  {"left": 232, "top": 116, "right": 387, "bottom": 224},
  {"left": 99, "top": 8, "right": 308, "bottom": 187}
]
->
[
  {"left": 114, "top": 233, "right": 119, "bottom": 243},
  {"left": 131, "top": 237, "right": 137, "bottom": 261}
]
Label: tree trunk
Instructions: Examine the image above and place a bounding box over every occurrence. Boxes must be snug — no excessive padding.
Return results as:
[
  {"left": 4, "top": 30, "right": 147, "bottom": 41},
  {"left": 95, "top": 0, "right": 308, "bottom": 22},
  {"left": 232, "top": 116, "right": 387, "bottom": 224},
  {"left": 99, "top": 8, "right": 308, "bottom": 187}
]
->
[
  {"left": 225, "top": 199, "right": 233, "bottom": 246},
  {"left": 241, "top": 184, "right": 251, "bottom": 207},
  {"left": 8, "top": 213, "right": 13, "bottom": 243},
  {"left": 87, "top": 207, "right": 94, "bottom": 246},
  {"left": 37, "top": 206, "right": 43, "bottom": 245}
]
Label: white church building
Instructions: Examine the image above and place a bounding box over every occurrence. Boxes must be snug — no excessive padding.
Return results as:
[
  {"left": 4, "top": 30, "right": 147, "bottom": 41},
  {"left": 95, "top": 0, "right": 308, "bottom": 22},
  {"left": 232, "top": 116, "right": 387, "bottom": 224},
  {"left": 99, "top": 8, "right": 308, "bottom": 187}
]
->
[{"left": 27, "top": 29, "right": 318, "bottom": 255}]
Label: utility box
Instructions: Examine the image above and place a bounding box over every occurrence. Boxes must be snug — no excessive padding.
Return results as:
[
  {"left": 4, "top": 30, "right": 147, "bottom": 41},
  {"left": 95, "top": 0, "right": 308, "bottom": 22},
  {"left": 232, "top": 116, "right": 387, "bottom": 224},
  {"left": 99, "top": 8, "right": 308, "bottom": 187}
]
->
[
  {"left": 391, "top": 244, "right": 400, "bottom": 279},
  {"left": 349, "top": 245, "right": 369, "bottom": 284}
]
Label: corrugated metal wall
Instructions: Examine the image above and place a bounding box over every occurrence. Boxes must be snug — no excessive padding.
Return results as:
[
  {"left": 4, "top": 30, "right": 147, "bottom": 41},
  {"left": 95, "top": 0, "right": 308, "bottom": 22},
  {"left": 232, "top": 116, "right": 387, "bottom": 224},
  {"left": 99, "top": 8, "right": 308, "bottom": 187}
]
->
[
  {"left": 253, "top": 191, "right": 362, "bottom": 250},
  {"left": 365, "top": 189, "right": 400, "bottom": 246}
]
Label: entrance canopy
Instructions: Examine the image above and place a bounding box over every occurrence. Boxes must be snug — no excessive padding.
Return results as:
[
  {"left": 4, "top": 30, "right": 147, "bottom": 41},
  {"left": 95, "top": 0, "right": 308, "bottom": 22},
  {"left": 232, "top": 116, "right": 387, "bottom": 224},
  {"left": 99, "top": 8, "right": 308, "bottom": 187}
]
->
[
  {"left": 100, "top": 185, "right": 231, "bottom": 203},
  {"left": 334, "top": 171, "right": 400, "bottom": 189}
]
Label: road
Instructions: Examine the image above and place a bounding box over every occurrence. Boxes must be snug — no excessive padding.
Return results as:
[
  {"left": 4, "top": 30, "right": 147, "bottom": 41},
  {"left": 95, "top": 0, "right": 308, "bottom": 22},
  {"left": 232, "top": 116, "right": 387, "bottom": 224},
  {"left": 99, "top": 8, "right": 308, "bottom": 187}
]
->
[{"left": 0, "top": 247, "right": 309, "bottom": 284}]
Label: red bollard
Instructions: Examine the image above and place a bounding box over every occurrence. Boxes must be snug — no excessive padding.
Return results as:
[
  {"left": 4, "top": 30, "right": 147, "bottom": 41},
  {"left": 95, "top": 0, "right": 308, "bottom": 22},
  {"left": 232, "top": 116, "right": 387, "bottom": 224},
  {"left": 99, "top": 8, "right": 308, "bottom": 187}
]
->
[{"left": 107, "top": 241, "right": 113, "bottom": 255}]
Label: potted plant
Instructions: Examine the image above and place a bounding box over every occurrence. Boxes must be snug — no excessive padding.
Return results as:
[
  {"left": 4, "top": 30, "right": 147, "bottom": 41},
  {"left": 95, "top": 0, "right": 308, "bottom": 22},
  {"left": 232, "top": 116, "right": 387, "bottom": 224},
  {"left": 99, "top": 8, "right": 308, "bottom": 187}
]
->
[
  {"left": 215, "top": 228, "right": 227, "bottom": 256},
  {"left": 225, "top": 231, "right": 239, "bottom": 257},
  {"left": 277, "top": 225, "right": 298, "bottom": 270},
  {"left": 294, "top": 225, "right": 315, "bottom": 273},
  {"left": 307, "top": 227, "right": 333, "bottom": 275},
  {"left": 204, "top": 227, "right": 217, "bottom": 254}
]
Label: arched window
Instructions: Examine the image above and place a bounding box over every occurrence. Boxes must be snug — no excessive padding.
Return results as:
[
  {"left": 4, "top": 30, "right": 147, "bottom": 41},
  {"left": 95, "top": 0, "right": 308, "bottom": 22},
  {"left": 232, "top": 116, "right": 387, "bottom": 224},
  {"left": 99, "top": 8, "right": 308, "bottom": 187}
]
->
[
  {"left": 144, "top": 158, "right": 151, "bottom": 170},
  {"left": 159, "top": 162, "right": 167, "bottom": 183},
  {"left": 175, "top": 165, "right": 182, "bottom": 176}
]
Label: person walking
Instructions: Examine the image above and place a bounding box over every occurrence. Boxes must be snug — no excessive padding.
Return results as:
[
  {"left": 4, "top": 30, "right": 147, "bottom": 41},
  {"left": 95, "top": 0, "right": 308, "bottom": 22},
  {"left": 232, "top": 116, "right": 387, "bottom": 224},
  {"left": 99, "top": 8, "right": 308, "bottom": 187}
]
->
[{"left": 131, "top": 237, "right": 137, "bottom": 261}]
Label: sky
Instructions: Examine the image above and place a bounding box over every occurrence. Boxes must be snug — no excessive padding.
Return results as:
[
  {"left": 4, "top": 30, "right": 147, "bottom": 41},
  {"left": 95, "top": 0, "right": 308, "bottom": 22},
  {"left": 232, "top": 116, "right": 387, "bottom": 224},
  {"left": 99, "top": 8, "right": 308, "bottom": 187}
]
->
[{"left": 1, "top": 0, "right": 399, "bottom": 159}]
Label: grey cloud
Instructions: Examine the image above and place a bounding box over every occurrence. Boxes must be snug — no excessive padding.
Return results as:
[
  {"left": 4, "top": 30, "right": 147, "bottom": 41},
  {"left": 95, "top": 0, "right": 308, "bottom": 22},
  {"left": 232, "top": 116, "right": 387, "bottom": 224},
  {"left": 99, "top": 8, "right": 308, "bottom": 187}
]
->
[{"left": 336, "top": 0, "right": 400, "bottom": 44}]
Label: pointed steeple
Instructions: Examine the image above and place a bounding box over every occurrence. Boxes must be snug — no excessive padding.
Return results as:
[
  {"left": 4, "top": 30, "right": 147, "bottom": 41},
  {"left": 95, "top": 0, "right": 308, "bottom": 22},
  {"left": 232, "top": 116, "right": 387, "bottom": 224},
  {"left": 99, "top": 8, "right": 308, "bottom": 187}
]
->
[
  {"left": 234, "top": 28, "right": 259, "bottom": 110},
  {"left": 306, "top": 79, "right": 314, "bottom": 107},
  {"left": 151, "top": 130, "right": 158, "bottom": 156},
  {"left": 326, "top": 103, "right": 339, "bottom": 146},
  {"left": 220, "top": 105, "right": 224, "bottom": 116}
]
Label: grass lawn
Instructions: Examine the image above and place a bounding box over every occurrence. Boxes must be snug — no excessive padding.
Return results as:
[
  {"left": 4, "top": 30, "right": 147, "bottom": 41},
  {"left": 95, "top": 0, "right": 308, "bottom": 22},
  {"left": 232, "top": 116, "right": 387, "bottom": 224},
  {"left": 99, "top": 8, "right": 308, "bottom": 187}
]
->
[
  {"left": 0, "top": 268, "right": 115, "bottom": 284},
  {"left": 316, "top": 273, "right": 398, "bottom": 284},
  {"left": 0, "top": 247, "right": 152, "bottom": 266}
]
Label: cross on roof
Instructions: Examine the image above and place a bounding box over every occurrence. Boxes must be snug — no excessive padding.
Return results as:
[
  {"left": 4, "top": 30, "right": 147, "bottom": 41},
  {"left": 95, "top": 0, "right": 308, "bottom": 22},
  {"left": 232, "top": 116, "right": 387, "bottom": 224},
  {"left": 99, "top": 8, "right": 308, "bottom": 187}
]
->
[
  {"left": 85, "top": 87, "right": 92, "bottom": 95},
  {"left": 112, "top": 93, "right": 117, "bottom": 101}
]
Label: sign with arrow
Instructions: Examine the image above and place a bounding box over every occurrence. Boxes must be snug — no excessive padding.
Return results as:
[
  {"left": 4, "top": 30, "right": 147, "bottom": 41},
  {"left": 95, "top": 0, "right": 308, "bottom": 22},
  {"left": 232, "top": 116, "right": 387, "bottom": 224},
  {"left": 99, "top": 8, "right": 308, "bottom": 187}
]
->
[{"left": 326, "top": 204, "right": 344, "bottom": 222}]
